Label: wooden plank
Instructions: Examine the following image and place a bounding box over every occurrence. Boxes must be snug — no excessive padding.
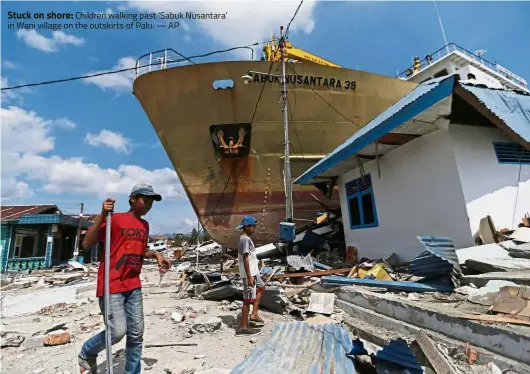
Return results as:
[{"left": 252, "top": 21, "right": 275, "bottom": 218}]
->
[
  {"left": 459, "top": 314, "right": 530, "bottom": 326},
  {"left": 416, "top": 332, "right": 458, "bottom": 374},
  {"left": 271, "top": 268, "right": 352, "bottom": 279}
]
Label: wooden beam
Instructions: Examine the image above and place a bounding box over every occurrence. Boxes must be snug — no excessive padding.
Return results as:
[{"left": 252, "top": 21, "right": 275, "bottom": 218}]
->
[
  {"left": 416, "top": 332, "right": 459, "bottom": 374},
  {"left": 378, "top": 133, "right": 420, "bottom": 146},
  {"left": 459, "top": 313, "right": 530, "bottom": 327},
  {"left": 357, "top": 154, "right": 377, "bottom": 160}
]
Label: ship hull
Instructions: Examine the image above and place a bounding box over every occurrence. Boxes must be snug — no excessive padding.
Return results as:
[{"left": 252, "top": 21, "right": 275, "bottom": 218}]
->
[{"left": 133, "top": 61, "right": 416, "bottom": 249}]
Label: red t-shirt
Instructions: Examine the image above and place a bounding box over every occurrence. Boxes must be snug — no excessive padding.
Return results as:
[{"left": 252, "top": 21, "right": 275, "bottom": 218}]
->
[{"left": 95, "top": 212, "right": 149, "bottom": 297}]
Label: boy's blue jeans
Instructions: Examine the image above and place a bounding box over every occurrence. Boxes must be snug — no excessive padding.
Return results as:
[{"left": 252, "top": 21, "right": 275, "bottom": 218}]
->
[{"left": 79, "top": 288, "right": 144, "bottom": 374}]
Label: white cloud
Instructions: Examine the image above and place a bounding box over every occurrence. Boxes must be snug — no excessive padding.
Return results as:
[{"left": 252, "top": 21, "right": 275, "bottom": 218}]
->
[
  {"left": 16, "top": 30, "right": 85, "bottom": 52},
  {"left": 85, "top": 129, "right": 131, "bottom": 153},
  {"left": 1, "top": 178, "right": 35, "bottom": 201},
  {"left": 183, "top": 218, "right": 194, "bottom": 226},
  {"left": 2, "top": 61, "right": 19, "bottom": 69},
  {"left": 0, "top": 105, "right": 55, "bottom": 155},
  {"left": 1, "top": 105, "right": 186, "bottom": 203},
  {"left": 55, "top": 118, "right": 77, "bottom": 129},
  {"left": 84, "top": 57, "right": 136, "bottom": 92},
  {"left": 128, "top": 1, "right": 318, "bottom": 57}
]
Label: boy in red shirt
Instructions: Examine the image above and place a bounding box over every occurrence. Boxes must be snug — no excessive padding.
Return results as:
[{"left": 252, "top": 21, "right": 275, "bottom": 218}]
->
[{"left": 78, "top": 184, "right": 171, "bottom": 374}]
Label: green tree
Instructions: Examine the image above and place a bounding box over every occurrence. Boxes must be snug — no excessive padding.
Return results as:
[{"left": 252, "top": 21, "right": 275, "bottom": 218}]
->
[
  {"left": 190, "top": 228, "right": 199, "bottom": 243},
  {"left": 173, "top": 233, "right": 186, "bottom": 247}
]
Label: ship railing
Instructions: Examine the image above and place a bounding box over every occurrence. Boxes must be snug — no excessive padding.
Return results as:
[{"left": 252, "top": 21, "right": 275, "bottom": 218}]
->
[
  {"left": 135, "top": 49, "right": 194, "bottom": 78},
  {"left": 396, "top": 43, "right": 527, "bottom": 87}
]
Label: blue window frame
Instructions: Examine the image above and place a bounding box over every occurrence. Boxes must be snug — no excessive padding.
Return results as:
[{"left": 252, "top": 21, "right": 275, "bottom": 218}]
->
[
  {"left": 493, "top": 142, "right": 530, "bottom": 165},
  {"left": 345, "top": 173, "right": 378, "bottom": 230}
]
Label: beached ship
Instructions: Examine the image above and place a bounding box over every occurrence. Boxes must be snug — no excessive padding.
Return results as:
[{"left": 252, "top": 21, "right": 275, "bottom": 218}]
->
[{"left": 132, "top": 39, "right": 527, "bottom": 249}]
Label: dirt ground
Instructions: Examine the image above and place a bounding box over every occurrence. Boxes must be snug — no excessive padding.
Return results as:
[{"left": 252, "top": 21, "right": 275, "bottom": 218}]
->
[{"left": 0, "top": 268, "right": 295, "bottom": 374}]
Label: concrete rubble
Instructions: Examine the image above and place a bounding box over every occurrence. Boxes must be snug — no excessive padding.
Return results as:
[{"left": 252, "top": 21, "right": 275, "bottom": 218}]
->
[{"left": 1, "top": 218, "right": 529, "bottom": 373}]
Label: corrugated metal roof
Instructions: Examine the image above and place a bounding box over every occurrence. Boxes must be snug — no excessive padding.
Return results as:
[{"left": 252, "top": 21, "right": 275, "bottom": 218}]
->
[
  {"left": 375, "top": 337, "right": 423, "bottom": 374},
  {"left": 294, "top": 75, "right": 456, "bottom": 184},
  {"left": 412, "top": 236, "right": 462, "bottom": 288},
  {"left": 230, "top": 322, "right": 355, "bottom": 374},
  {"left": 1, "top": 205, "right": 58, "bottom": 221},
  {"left": 459, "top": 83, "right": 530, "bottom": 143}
]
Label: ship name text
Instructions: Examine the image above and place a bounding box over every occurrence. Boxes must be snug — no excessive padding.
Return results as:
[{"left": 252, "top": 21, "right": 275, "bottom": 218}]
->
[{"left": 250, "top": 72, "right": 356, "bottom": 90}]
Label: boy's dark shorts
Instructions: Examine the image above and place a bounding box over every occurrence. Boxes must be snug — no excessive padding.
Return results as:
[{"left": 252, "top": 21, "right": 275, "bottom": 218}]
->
[{"left": 242, "top": 274, "right": 265, "bottom": 303}]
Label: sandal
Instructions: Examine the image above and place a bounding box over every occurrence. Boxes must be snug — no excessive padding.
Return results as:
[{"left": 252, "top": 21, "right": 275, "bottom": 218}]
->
[
  {"left": 249, "top": 316, "right": 265, "bottom": 327},
  {"left": 78, "top": 355, "right": 97, "bottom": 373}
]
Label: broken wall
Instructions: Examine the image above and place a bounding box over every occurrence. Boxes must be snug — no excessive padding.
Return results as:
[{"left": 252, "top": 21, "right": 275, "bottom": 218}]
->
[
  {"left": 338, "top": 129, "right": 473, "bottom": 262},
  {"left": 449, "top": 124, "right": 530, "bottom": 234}
]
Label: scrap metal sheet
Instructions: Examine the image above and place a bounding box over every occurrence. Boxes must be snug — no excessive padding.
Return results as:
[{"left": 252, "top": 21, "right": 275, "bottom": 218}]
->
[{"left": 230, "top": 322, "right": 355, "bottom": 374}]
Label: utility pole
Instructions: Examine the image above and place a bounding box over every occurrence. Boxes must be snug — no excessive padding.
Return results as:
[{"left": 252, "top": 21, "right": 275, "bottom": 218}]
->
[
  {"left": 74, "top": 202, "right": 84, "bottom": 262},
  {"left": 279, "top": 26, "right": 293, "bottom": 223}
]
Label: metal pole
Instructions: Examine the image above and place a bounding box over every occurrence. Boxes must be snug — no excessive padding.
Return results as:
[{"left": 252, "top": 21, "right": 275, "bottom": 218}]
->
[
  {"left": 433, "top": 1, "right": 449, "bottom": 54},
  {"left": 74, "top": 203, "right": 83, "bottom": 262},
  {"left": 280, "top": 26, "right": 293, "bottom": 223},
  {"left": 104, "top": 212, "right": 113, "bottom": 374},
  {"left": 195, "top": 218, "right": 200, "bottom": 268}
]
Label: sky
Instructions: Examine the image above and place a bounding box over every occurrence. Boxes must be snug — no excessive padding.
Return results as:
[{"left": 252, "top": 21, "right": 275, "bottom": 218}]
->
[{"left": 2, "top": 1, "right": 530, "bottom": 235}]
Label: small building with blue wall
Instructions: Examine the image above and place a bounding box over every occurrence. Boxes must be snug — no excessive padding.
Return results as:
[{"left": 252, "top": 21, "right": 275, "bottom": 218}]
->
[
  {"left": 1, "top": 205, "right": 95, "bottom": 272},
  {"left": 294, "top": 75, "right": 529, "bottom": 262}
]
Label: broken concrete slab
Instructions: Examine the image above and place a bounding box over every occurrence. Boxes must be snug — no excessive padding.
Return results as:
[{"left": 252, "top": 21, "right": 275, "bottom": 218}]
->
[
  {"left": 462, "top": 271, "right": 530, "bottom": 288},
  {"left": 192, "top": 316, "right": 222, "bottom": 333},
  {"left": 336, "top": 287, "right": 530, "bottom": 365},
  {"left": 465, "top": 257, "right": 530, "bottom": 273},
  {"left": 24, "top": 336, "right": 44, "bottom": 350},
  {"left": 467, "top": 280, "right": 520, "bottom": 306},
  {"left": 456, "top": 242, "right": 514, "bottom": 264},
  {"left": 508, "top": 242, "right": 530, "bottom": 259},
  {"left": 201, "top": 285, "right": 238, "bottom": 301},
  {"left": 1, "top": 333, "right": 25, "bottom": 348},
  {"left": 165, "top": 359, "right": 205, "bottom": 374},
  {"left": 171, "top": 312, "right": 184, "bottom": 323},
  {"left": 507, "top": 227, "right": 530, "bottom": 243},
  {"left": 339, "top": 300, "right": 530, "bottom": 373}
]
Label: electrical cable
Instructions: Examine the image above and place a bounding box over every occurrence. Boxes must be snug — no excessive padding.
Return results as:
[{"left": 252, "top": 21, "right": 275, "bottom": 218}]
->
[
  {"left": 195, "top": 3, "right": 305, "bottom": 239},
  {"left": 288, "top": 64, "right": 362, "bottom": 129},
  {"left": 284, "top": 0, "right": 304, "bottom": 40},
  {"left": 1, "top": 41, "right": 270, "bottom": 91},
  {"left": 511, "top": 148, "right": 526, "bottom": 228}
]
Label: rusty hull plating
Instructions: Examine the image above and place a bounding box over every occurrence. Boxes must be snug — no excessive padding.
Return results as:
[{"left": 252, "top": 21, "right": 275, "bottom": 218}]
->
[{"left": 133, "top": 60, "right": 417, "bottom": 249}]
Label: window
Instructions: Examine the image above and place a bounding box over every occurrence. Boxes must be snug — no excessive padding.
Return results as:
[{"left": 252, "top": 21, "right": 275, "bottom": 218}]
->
[
  {"left": 493, "top": 142, "right": 530, "bottom": 164},
  {"left": 433, "top": 68, "right": 449, "bottom": 78},
  {"left": 345, "top": 174, "right": 379, "bottom": 229},
  {"left": 13, "top": 229, "right": 39, "bottom": 258}
]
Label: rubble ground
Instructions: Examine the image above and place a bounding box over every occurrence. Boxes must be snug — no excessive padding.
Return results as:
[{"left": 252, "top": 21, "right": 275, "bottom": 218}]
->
[{"left": 0, "top": 267, "right": 295, "bottom": 374}]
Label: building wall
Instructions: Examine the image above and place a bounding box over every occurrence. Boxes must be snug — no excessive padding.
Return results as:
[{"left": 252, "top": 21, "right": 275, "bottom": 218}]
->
[
  {"left": 449, "top": 124, "right": 530, "bottom": 234},
  {"left": 338, "top": 129, "right": 473, "bottom": 262}
]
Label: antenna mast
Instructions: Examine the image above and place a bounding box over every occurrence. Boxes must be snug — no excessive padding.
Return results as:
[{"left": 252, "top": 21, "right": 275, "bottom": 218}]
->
[{"left": 433, "top": 1, "right": 449, "bottom": 53}]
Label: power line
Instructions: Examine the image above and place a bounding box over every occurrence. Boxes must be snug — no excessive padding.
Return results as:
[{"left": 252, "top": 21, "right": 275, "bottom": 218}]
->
[
  {"left": 288, "top": 64, "right": 361, "bottom": 129},
  {"left": 196, "top": 4, "right": 305, "bottom": 238},
  {"left": 1, "top": 41, "right": 269, "bottom": 91},
  {"left": 284, "top": 0, "right": 304, "bottom": 40}
]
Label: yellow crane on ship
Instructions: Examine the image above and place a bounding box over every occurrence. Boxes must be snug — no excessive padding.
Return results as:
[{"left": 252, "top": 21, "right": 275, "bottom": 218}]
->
[{"left": 262, "top": 35, "right": 341, "bottom": 68}]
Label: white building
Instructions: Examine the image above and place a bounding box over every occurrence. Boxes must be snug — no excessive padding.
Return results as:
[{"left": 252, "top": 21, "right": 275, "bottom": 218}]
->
[{"left": 294, "top": 75, "right": 530, "bottom": 262}]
